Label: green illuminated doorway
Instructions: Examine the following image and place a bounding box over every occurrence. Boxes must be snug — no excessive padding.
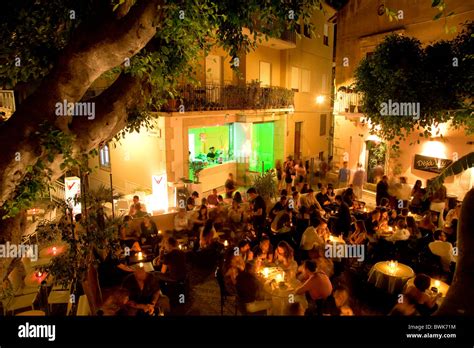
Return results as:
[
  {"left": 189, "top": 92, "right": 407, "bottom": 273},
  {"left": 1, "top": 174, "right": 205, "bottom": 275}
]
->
[{"left": 250, "top": 122, "right": 274, "bottom": 172}]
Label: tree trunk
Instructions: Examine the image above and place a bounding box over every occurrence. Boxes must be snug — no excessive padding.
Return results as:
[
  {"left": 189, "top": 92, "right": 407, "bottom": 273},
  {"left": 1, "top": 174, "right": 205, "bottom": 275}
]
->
[{"left": 436, "top": 188, "right": 474, "bottom": 315}]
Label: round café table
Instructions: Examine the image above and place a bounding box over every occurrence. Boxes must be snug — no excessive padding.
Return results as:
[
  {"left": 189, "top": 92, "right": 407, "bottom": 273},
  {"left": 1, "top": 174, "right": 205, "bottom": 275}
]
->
[
  {"left": 368, "top": 261, "right": 415, "bottom": 294},
  {"left": 16, "top": 310, "right": 46, "bottom": 316},
  {"left": 259, "top": 267, "right": 307, "bottom": 315}
]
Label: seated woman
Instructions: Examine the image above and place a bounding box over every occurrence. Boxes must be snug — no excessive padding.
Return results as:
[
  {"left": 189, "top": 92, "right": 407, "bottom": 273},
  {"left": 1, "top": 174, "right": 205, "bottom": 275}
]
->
[
  {"left": 119, "top": 223, "right": 141, "bottom": 252},
  {"left": 140, "top": 216, "right": 158, "bottom": 243},
  {"left": 348, "top": 220, "right": 368, "bottom": 245},
  {"left": 192, "top": 205, "right": 209, "bottom": 239},
  {"left": 274, "top": 241, "right": 298, "bottom": 280},
  {"left": 238, "top": 239, "right": 254, "bottom": 262},
  {"left": 223, "top": 253, "right": 245, "bottom": 296},
  {"left": 269, "top": 196, "right": 288, "bottom": 221},
  {"left": 418, "top": 212, "right": 437, "bottom": 234},
  {"left": 252, "top": 236, "right": 274, "bottom": 264},
  {"left": 406, "top": 216, "right": 421, "bottom": 239},
  {"left": 404, "top": 273, "right": 442, "bottom": 316},
  {"left": 199, "top": 219, "right": 218, "bottom": 250},
  {"left": 386, "top": 218, "right": 410, "bottom": 242},
  {"left": 378, "top": 208, "right": 390, "bottom": 231},
  {"left": 233, "top": 191, "right": 243, "bottom": 204}
]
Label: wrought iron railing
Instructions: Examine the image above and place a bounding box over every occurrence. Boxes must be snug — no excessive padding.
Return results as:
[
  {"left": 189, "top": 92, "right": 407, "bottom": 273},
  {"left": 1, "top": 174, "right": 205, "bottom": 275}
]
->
[
  {"left": 163, "top": 83, "right": 294, "bottom": 112},
  {"left": 50, "top": 180, "right": 65, "bottom": 204},
  {"left": 334, "top": 90, "right": 364, "bottom": 114}
]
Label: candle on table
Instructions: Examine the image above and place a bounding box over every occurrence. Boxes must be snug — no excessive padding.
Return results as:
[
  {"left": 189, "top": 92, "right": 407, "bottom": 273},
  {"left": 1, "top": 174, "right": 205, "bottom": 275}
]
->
[
  {"left": 224, "top": 240, "right": 229, "bottom": 247},
  {"left": 138, "top": 252, "right": 143, "bottom": 260},
  {"left": 275, "top": 273, "right": 283, "bottom": 283},
  {"left": 434, "top": 280, "right": 441, "bottom": 288},
  {"left": 139, "top": 262, "right": 144, "bottom": 268},
  {"left": 263, "top": 268, "right": 269, "bottom": 278},
  {"left": 52, "top": 247, "right": 57, "bottom": 255}
]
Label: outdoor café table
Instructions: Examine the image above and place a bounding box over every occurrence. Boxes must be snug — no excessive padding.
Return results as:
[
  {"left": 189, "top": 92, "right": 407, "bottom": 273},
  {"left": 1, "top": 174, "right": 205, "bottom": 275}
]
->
[
  {"left": 131, "top": 261, "right": 154, "bottom": 272},
  {"left": 368, "top": 261, "right": 415, "bottom": 294},
  {"left": 258, "top": 266, "right": 307, "bottom": 315},
  {"left": 16, "top": 310, "right": 46, "bottom": 316},
  {"left": 325, "top": 235, "right": 346, "bottom": 262},
  {"left": 404, "top": 277, "right": 449, "bottom": 306}
]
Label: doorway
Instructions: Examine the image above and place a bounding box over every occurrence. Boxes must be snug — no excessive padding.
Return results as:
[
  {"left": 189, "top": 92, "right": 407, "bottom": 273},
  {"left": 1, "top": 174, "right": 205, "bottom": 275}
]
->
[
  {"left": 294, "top": 122, "right": 302, "bottom": 160},
  {"left": 366, "top": 141, "right": 387, "bottom": 183}
]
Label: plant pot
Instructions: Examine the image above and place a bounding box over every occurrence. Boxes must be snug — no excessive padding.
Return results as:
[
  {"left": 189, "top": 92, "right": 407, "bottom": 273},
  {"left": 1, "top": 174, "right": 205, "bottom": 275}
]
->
[
  {"left": 167, "top": 99, "right": 177, "bottom": 112},
  {"left": 349, "top": 104, "right": 356, "bottom": 113}
]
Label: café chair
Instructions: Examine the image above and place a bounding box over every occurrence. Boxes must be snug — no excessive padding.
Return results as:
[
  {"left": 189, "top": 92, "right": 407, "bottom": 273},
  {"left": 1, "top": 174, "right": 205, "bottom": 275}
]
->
[
  {"left": 215, "top": 266, "right": 238, "bottom": 315},
  {"left": 48, "top": 281, "right": 73, "bottom": 313}
]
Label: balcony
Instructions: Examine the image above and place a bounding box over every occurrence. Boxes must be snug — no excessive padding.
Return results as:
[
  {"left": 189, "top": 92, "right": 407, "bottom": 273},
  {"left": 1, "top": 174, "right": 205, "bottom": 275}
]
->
[
  {"left": 163, "top": 83, "right": 294, "bottom": 112},
  {"left": 242, "top": 28, "right": 297, "bottom": 50},
  {"left": 333, "top": 89, "right": 364, "bottom": 115},
  {"left": 0, "top": 90, "right": 16, "bottom": 121}
]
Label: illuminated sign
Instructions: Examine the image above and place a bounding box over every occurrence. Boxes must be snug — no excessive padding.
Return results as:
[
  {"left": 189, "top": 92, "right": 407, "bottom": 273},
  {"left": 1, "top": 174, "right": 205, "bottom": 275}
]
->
[
  {"left": 64, "top": 176, "right": 81, "bottom": 214},
  {"left": 414, "top": 154, "right": 452, "bottom": 174},
  {"left": 151, "top": 174, "right": 168, "bottom": 212}
]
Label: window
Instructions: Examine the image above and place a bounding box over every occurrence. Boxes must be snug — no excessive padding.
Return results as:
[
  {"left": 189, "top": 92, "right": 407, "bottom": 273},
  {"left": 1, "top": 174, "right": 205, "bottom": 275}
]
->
[
  {"left": 303, "top": 24, "right": 312, "bottom": 38},
  {"left": 259, "top": 61, "right": 271, "bottom": 87},
  {"left": 322, "top": 74, "right": 327, "bottom": 93},
  {"left": 291, "top": 67, "right": 300, "bottom": 91},
  {"left": 301, "top": 69, "right": 311, "bottom": 93},
  {"left": 99, "top": 144, "right": 111, "bottom": 169},
  {"left": 320, "top": 114, "right": 327, "bottom": 136},
  {"left": 323, "top": 24, "right": 329, "bottom": 46}
]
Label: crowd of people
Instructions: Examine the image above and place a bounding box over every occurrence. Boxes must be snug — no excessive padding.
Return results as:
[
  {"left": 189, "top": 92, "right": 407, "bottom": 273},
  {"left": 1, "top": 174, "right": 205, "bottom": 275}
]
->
[{"left": 82, "top": 157, "right": 460, "bottom": 317}]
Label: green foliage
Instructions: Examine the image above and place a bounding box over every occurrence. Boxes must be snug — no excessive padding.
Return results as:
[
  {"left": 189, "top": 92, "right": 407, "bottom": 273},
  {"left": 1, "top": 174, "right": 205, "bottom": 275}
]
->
[
  {"left": 354, "top": 25, "right": 473, "bottom": 146},
  {"left": 249, "top": 170, "right": 278, "bottom": 201},
  {"left": 190, "top": 161, "right": 205, "bottom": 183},
  {"left": 425, "top": 152, "right": 474, "bottom": 198},
  {"left": 0, "top": 0, "right": 96, "bottom": 88}
]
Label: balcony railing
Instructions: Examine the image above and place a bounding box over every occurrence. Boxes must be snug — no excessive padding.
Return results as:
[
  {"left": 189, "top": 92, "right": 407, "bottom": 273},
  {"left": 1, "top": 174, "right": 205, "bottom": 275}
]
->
[
  {"left": 0, "top": 90, "right": 16, "bottom": 120},
  {"left": 163, "top": 83, "right": 295, "bottom": 112},
  {"left": 333, "top": 90, "right": 364, "bottom": 114},
  {"left": 50, "top": 180, "right": 65, "bottom": 204}
]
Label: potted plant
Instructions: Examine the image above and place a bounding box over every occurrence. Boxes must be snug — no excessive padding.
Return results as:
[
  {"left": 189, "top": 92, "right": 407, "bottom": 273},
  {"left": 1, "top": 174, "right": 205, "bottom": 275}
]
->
[{"left": 189, "top": 160, "right": 205, "bottom": 184}]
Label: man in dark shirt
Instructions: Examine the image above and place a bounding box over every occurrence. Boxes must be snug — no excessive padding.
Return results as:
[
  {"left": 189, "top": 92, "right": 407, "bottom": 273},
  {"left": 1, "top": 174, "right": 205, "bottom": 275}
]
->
[
  {"left": 122, "top": 268, "right": 170, "bottom": 315},
  {"left": 334, "top": 195, "right": 352, "bottom": 236},
  {"left": 316, "top": 186, "right": 332, "bottom": 212},
  {"left": 376, "top": 175, "right": 390, "bottom": 206},
  {"left": 186, "top": 191, "right": 199, "bottom": 211},
  {"left": 156, "top": 237, "right": 187, "bottom": 282},
  {"left": 207, "top": 147, "right": 217, "bottom": 160},
  {"left": 269, "top": 196, "right": 287, "bottom": 221},
  {"left": 247, "top": 187, "right": 267, "bottom": 239},
  {"left": 224, "top": 173, "right": 236, "bottom": 198},
  {"left": 365, "top": 210, "right": 380, "bottom": 235}
]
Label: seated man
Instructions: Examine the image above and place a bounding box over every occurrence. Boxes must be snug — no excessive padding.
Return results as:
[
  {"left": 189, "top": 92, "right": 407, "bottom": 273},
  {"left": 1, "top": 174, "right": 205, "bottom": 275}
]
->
[
  {"left": 155, "top": 237, "right": 187, "bottom": 282},
  {"left": 122, "top": 268, "right": 170, "bottom": 316},
  {"left": 129, "top": 195, "right": 147, "bottom": 217},
  {"left": 316, "top": 186, "right": 332, "bottom": 212},
  {"left": 186, "top": 191, "right": 199, "bottom": 211},
  {"left": 174, "top": 208, "right": 190, "bottom": 233},
  {"left": 236, "top": 262, "right": 271, "bottom": 314},
  {"left": 429, "top": 230, "right": 456, "bottom": 272},
  {"left": 300, "top": 218, "right": 326, "bottom": 255},
  {"left": 295, "top": 260, "right": 333, "bottom": 316},
  {"left": 269, "top": 196, "right": 287, "bottom": 221},
  {"left": 386, "top": 218, "right": 410, "bottom": 242},
  {"left": 207, "top": 188, "right": 219, "bottom": 206}
]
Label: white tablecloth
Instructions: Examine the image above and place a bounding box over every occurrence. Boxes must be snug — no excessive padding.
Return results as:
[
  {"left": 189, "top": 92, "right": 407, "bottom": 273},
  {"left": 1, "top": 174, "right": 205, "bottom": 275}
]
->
[{"left": 368, "top": 261, "right": 414, "bottom": 294}]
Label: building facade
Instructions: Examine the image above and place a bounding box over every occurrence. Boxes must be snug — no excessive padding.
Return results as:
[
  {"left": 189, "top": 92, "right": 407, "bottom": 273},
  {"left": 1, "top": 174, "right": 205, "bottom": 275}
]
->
[
  {"left": 89, "top": 6, "right": 337, "bottom": 211},
  {"left": 332, "top": 0, "right": 474, "bottom": 200}
]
